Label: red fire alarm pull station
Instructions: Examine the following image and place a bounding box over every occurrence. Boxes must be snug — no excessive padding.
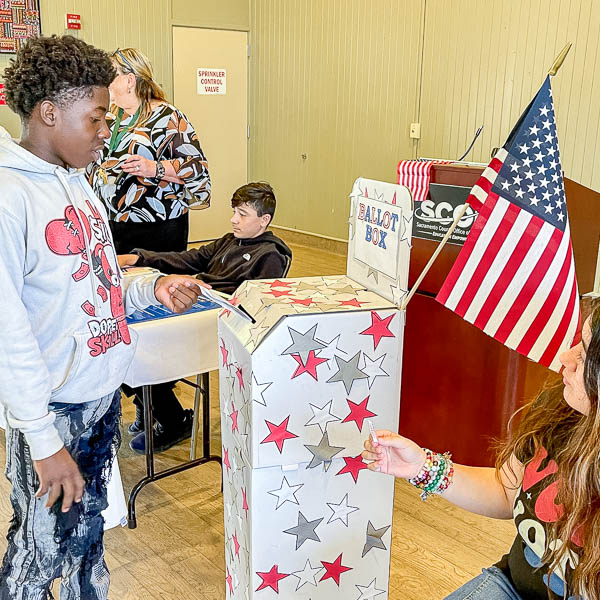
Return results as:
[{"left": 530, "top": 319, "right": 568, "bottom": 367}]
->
[
  {"left": 0, "top": 84, "right": 6, "bottom": 107},
  {"left": 66, "top": 14, "right": 81, "bottom": 30}
]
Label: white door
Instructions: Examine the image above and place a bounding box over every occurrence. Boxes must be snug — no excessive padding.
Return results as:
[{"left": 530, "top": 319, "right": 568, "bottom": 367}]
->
[{"left": 172, "top": 27, "right": 248, "bottom": 242}]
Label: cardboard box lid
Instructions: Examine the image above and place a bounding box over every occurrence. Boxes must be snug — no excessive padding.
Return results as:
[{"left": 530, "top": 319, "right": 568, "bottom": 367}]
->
[
  {"left": 220, "top": 275, "right": 396, "bottom": 353},
  {"left": 346, "top": 178, "right": 413, "bottom": 304}
]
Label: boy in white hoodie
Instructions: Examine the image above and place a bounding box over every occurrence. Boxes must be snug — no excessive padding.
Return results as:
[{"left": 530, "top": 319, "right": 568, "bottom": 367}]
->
[{"left": 0, "top": 35, "right": 203, "bottom": 599}]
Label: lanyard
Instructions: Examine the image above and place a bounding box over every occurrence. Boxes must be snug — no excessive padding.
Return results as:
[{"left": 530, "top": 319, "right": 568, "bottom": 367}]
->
[{"left": 106, "top": 106, "right": 142, "bottom": 158}]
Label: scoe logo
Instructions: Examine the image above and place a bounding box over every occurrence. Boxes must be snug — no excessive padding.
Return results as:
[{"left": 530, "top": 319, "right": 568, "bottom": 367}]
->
[{"left": 414, "top": 199, "right": 477, "bottom": 228}]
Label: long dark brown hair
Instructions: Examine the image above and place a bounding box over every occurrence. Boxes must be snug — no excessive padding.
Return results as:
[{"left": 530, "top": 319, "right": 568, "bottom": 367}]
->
[{"left": 496, "top": 305, "right": 600, "bottom": 598}]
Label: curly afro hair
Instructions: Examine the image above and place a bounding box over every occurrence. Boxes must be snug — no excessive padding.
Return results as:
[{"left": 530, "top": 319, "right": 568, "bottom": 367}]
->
[{"left": 3, "top": 35, "right": 116, "bottom": 120}]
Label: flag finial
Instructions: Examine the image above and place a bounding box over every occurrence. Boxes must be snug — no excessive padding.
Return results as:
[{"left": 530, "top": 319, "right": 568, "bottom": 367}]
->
[{"left": 548, "top": 43, "right": 572, "bottom": 76}]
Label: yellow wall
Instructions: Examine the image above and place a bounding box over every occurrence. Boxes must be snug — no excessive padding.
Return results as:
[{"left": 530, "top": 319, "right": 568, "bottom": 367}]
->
[
  {"left": 249, "top": 0, "right": 424, "bottom": 240},
  {"left": 0, "top": 0, "right": 249, "bottom": 137},
  {"left": 250, "top": 0, "right": 600, "bottom": 239},
  {"left": 419, "top": 0, "right": 600, "bottom": 193},
  {"left": 2, "top": 0, "right": 598, "bottom": 240}
]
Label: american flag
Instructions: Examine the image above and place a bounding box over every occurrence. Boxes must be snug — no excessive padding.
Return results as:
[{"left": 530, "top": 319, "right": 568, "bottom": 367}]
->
[
  {"left": 397, "top": 159, "right": 436, "bottom": 202},
  {"left": 436, "top": 76, "right": 579, "bottom": 372}
]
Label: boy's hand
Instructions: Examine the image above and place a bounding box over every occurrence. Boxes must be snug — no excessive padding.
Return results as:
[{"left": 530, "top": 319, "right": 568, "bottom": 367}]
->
[
  {"left": 154, "top": 275, "right": 210, "bottom": 313},
  {"left": 33, "top": 447, "right": 85, "bottom": 512},
  {"left": 118, "top": 253, "right": 140, "bottom": 268}
]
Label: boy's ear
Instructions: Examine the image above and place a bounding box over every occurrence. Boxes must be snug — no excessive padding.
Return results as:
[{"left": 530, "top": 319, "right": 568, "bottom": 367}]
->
[
  {"left": 262, "top": 214, "right": 272, "bottom": 227},
  {"left": 38, "top": 100, "right": 58, "bottom": 127}
]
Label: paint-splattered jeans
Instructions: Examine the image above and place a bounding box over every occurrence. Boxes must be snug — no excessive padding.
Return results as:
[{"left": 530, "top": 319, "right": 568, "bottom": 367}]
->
[{"left": 0, "top": 391, "right": 121, "bottom": 600}]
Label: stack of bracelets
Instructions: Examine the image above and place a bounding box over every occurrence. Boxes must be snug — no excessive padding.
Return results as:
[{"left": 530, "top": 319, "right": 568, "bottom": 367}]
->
[{"left": 408, "top": 449, "right": 455, "bottom": 501}]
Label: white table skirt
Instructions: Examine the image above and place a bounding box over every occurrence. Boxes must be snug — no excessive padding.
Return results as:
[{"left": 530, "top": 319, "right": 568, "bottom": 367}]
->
[{"left": 124, "top": 308, "right": 220, "bottom": 387}]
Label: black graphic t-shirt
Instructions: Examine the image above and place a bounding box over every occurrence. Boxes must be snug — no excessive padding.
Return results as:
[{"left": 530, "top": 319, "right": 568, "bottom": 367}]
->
[{"left": 496, "top": 446, "right": 581, "bottom": 599}]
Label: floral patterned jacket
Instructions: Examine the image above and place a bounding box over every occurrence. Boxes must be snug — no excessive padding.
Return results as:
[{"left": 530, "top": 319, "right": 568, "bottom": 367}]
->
[{"left": 90, "top": 102, "right": 210, "bottom": 223}]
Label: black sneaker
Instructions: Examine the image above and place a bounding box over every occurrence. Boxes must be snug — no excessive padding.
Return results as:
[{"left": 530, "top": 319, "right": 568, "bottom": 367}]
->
[
  {"left": 129, "top": 409, "right": 195, "bottom": 454},
  {"left": 127, "top": 404, "right": 145, "bottom": 435}
]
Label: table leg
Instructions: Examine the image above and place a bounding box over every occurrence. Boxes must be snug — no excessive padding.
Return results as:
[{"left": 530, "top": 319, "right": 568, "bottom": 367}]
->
[
  {"left": 126, "top": 375, "right": 221, "bottom": 529},
  {"left": 127, "top": 384, "right": 155, "bottom": 529}
]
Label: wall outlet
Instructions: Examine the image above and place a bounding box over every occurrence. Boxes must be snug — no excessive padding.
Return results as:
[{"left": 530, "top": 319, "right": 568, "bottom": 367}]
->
[{"left": 410, "top": 122, "right": 421, "bottom": 139}]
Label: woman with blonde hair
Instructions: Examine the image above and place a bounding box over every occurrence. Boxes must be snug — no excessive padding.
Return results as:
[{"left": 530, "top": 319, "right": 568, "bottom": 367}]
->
[
  {"left": 91, "top": 47, "right": 211, "bottom": 452},
  {"left": 91, "top": 46, "right": 210, "bottom": 254},
  {"left": 364, "top": 305, "right": 600, "bottom": 599}
]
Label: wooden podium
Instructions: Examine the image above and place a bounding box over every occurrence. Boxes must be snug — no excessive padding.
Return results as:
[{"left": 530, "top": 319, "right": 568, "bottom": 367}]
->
[{"left": 399, "top": 164, "right": 600, "bottom": 466}]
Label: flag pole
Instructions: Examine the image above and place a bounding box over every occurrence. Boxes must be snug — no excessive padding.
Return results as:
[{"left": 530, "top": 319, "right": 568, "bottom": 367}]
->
[
  {"left": 400, "top": 203, "right": 469, "bottom": 311},
  {"left": 548, "top": 43, "right": 572, "bottom": 76}
]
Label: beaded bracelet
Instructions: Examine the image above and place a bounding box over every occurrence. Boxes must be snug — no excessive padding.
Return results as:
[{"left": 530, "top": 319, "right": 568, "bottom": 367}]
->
[{"left": 408, "top": 449, "right": 454, "bottom": 501}]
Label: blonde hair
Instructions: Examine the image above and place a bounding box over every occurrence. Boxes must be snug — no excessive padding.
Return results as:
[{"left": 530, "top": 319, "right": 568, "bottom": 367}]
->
[{"left": 111, "top": 47, "right": 167, "bottom": 123}]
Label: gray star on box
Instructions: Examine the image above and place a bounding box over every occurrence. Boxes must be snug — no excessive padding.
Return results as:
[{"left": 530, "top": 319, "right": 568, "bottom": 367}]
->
[
  {"left": 283, "top": 511, "right": 324, "bottom": 550},
  {"left": 282, "top": 324, "right": 326, "bottom": 362},
  {"left": 327, "top": 352, "right": 369, "bottom": 394},
  {"left": 304, "top": 431, "right": 344, "bottom": 470},
  {"left": 367, "top": 267, "right": 379, "bottom": 283},
  {"left": 361, "top": 520, "right": 390, "bottom": 557}
]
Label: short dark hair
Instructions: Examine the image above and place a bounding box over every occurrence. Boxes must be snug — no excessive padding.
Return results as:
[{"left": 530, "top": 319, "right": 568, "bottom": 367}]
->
[
  {"left": 231, "top": 182, "right": 276, "bottom": 221},
  {"left": 3, "top": 35, "right": 116, "bottom": 120}
]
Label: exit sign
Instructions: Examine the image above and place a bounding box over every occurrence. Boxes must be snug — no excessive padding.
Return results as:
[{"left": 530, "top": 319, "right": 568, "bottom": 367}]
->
[{"left": 66, "top": 13, "right": 81, "bottom": 30}]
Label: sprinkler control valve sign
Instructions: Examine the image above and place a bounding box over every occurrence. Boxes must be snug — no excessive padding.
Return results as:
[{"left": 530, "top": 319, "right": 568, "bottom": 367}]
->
[{"left": 197, "top": 68, "right": 227, "bottom": 95}]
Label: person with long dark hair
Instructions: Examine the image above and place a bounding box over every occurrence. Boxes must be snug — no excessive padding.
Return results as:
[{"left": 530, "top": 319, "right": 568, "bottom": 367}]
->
[{"left": 364, "top": 306, "right": 600, "bottom": 599}]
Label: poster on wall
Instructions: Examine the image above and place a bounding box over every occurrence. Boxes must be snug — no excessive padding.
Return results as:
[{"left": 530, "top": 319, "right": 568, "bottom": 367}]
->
[{"left": 0, "top": 0, "right": 41, "bottom": 54}]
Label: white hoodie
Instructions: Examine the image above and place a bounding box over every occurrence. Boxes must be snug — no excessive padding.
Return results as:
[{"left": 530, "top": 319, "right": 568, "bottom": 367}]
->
[{"left": 0, "top": 136, "right": 161, "bottom": 460}]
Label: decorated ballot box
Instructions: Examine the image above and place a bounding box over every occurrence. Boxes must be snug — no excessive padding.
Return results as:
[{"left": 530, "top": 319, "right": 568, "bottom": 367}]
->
[{"left": 218, "top": 178, "right": 413, "bottom": 599}]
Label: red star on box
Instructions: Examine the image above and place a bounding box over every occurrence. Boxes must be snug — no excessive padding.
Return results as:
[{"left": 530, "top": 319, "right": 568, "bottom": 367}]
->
[
  {"left": 319, "top": 553, "right": 353, "bottom": 586},
  {"left": 235, "top": 366, "right": 245, "bottom": 390},
  {"left": 229, "top": 407, "right": 239, "bottom": 433},
  {"left": 336, "top": 455, "right": 369, "bottom": 483},
  {"left": 265, "top": 288, "right": 293, "bottom": 298},
  {"left": 339, "top": 298, "right": 367, "bottom": 308},
  {"left": 233, "top": 532, "right": 240, "bottom": 557},
  {"left": 219, "top": 338, "right": 229, "bottom": 366},
  {"left": 242, "top": 487, "right": 249, "bottom": 517},
  {"left": 268, "top": 279, "right": 292, "bottom": 288},
  {"left": 360, "top": 311, "right": 395, "bottom": 349},
  {"left": 256, "top": 564, "right": 289, "bottom": 593},
  {"left": 221, "top": 295, "right": 238, "bottom": 319},
  {"left": 223, "top": 447, "right": 231, "bottom": 474},
  {"left": 341, "top": 396, "right": 376, "bottom": 431},
  {"left": 291, "top": 297, "right": 314, "bottom": 306},
  {"left": 261, "top": 416, "right": 298, "bottom": 453},
  {"left": 290, "top": 351, "right": 328, "bottom": 380},
  {"left": 226, "top": 568, "right": 233, "bottom": 594}
]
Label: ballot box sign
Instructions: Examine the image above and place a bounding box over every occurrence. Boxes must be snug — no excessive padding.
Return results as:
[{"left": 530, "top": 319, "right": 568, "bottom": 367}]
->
[
  {"left": 347, "top": 178, "right": 413, "bottom": 305},
  {"left": 354, "top": 199, "right": 402, "bottom": 280},
  {"left": 412, "top": 183, "right": 476, "bottom": 246},
  {"left": 197, "top": 68, "right": 227, "bottom": 95},
  {"left": 0, "top": 84, "right": 5, "bottom": 106}
]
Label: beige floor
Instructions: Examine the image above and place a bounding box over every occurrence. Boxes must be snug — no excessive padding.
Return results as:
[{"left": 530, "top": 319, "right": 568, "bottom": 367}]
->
[{"left": 0, "top": 242, "right": 515, "bottom": 599}]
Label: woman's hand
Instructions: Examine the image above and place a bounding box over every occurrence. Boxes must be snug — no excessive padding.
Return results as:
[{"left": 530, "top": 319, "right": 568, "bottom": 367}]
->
[
  {"left": 362, "top": 430, "right": 427, "bottom": 480},
  {"left": 121, "top": 155, "right": 158, "bottom": 178}
]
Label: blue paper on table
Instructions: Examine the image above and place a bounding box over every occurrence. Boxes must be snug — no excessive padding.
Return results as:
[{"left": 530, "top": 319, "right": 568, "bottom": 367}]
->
[{"left": 126, "top": 298, "right": 220, "bottom": 324}]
